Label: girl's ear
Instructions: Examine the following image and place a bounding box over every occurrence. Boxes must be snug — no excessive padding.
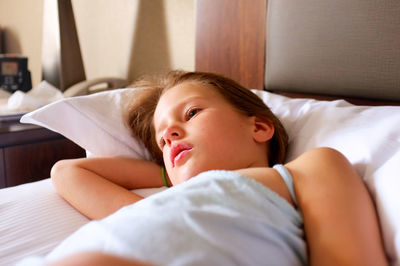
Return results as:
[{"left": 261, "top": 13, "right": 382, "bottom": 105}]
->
[{"left": 251, "top": 116, "right": 275, "bottom": 143}]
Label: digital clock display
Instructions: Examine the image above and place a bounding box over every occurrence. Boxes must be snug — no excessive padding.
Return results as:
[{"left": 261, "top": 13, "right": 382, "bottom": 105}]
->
[{"left": 1, "top": 61, "right": 18, "bottom": 76}]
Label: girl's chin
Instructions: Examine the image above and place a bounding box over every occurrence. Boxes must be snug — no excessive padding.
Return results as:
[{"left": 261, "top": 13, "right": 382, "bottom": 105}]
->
[{"left": 173, "top": 169, "right": 203, "bottom": 184}]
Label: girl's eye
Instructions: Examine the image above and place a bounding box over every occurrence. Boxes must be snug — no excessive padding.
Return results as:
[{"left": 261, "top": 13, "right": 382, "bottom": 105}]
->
[{"left": 186, "top": 108, "right": 201, "bottom": 121}]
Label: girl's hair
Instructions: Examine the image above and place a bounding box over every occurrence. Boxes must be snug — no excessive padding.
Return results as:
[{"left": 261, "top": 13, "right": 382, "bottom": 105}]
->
[{"left": 126, "top": 71, "right": 288, "bottom": 166}]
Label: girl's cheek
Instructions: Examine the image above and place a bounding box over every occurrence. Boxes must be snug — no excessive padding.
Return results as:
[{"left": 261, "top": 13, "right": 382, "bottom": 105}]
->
[{"left": 163, "top": 152, "right": 171, "bottom": 168}]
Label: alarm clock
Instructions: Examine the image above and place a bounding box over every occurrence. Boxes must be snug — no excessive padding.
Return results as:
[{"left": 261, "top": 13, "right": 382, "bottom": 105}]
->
[{"left": 0, "top": 54, "right": 32, "bottom": 93}]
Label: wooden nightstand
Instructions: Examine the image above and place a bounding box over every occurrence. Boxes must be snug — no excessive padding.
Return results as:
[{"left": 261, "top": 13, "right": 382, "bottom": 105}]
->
[{"left": 0, "top": 120, "right": 85, "bottom": 188}]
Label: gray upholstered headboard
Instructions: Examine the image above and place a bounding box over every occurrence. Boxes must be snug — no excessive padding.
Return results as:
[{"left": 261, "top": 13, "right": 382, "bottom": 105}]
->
[{"left": 265, "top": 0, "right": 400, "bottom": 101}]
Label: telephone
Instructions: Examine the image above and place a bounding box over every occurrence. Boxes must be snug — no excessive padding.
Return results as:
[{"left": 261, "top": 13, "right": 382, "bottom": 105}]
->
[{"left": 63, "top": 77, "right": 130, "bottom": 97}]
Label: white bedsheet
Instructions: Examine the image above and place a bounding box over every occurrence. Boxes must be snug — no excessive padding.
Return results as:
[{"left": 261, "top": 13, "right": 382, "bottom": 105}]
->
[
  {"left": 0, "top": 179, "right": 88, "bottom": 266},
  {"left": 0, "top": 179, "right": 165, "bottom": 266}
]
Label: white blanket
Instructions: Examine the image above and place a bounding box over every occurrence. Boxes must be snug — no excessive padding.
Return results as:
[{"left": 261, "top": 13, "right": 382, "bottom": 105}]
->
[{"left": 17, "top": 170, "right": 306, "bottom": 266}]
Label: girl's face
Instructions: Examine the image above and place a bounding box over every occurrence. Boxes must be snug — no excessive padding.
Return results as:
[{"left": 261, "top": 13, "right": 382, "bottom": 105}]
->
[{"left": 153, "top": 82, "right": 272, "bottom": 185}]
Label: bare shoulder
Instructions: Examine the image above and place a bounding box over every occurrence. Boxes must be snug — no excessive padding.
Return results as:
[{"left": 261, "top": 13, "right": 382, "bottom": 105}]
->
[
  {"left": 285, "top": 147, "right": 361, "bottom": 201},
  {"left": 285, "top": 147, "right": 354, "bottom": 177},
  {"left": 288, "top": 147, "right": 349, "bottom": 167},
  {"left": 284, "top": 150, "right": 387, "bottom": 266}
]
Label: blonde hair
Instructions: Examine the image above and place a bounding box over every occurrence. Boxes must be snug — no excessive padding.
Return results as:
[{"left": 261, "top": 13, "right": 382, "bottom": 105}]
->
[{"left": 126, "top": 71, "right": 288, "bottom": 166}]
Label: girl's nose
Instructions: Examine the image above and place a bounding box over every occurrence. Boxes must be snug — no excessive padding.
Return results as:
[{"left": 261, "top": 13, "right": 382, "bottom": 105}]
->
[{"left": 163, "top": 126, "right": 183, "bottom": 146}]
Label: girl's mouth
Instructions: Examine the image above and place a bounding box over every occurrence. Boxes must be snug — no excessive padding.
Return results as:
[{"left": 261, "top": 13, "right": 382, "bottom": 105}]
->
[{"left": 170, "top": 143, "right": 193, "bottom": 167}]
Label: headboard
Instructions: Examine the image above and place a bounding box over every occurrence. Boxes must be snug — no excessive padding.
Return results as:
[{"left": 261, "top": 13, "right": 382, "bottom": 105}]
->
[
  {"left": 195, "top": 0, "right": 267, "bottom": 91},
  {"left": 195, "top": 0, "right": 400, "bottom": 106}
]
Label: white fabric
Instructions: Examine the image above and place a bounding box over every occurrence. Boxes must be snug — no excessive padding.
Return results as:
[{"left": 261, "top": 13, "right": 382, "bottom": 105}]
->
[
  {"left": 17, "top": 171, "right": 307, "bottom": 266},
  {"left": 20, "top": 88, "right": 151, "bottom": 159},
  {"left": 0, "top": 179, "right": 88, "bottom": 266},
  {"left": 15, "top": 88, "right": 400, "bottom": 265},
  {"left": 0, "top": 179, "right": 165, "bottom": 266},
  {"left": 0, "top": 81, "right": 63, "bottom": 115}
]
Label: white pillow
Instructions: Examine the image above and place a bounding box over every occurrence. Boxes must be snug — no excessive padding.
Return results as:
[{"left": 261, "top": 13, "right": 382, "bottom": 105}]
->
[
  {"left": 20, "top": 89, "right": 400, "bottom": 265},
  {"left": 21, "top": 88, "right": 151, "bottom": 159}
]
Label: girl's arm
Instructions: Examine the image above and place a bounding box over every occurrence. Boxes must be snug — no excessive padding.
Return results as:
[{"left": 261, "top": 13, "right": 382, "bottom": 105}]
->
[
  {"left": 286, "top": 147, "right": 388, "bottom": 266},
  {"left": 49, "top": 251, "right": 153, "bottom": 266},
  {"left": 51, "top": 157, "right": 168, "bottom": 220}
]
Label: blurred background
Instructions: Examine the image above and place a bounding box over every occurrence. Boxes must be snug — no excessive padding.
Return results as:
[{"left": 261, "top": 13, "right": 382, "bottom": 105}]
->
[{"left": 0, "top": 0, "right": 195, "bottom": 87}]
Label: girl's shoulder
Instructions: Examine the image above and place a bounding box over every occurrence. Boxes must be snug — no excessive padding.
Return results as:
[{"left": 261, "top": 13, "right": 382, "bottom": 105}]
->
[
  {"left": 285, "top": 147, "right": 359, "bottom": 196},
  {"left": 286, "top": 147, "right": 350, "bottom": 172}
]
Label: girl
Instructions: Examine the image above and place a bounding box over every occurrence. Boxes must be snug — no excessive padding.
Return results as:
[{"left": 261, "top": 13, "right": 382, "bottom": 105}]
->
[{"left": 50, "top": 71, "right": 387, "bottom": 265}]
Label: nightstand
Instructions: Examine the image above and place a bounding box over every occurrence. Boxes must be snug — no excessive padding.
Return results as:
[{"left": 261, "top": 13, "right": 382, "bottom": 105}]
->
[{"left": 0, "top": 120, "right": 85, "bottom": 188}]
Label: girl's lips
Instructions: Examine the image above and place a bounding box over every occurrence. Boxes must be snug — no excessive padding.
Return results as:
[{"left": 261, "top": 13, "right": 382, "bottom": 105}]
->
[
  {"left": 170, "top": 143, "right": 193, "bottom": 167},
  {"left": 173, "top": 149, "right": 192, "bottom": 167}
]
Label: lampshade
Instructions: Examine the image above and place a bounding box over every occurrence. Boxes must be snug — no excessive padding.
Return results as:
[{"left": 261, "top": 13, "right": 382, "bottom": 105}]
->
[{"left": 41, "top": 0, "right": 86, "bottom": 92}]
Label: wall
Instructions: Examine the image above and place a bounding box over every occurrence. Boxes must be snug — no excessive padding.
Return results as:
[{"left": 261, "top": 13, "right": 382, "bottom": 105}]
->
[
  {"left": 0, "top": 0, "right": 195, "bottom": 87},
  {"left": 0, "top": 0, "right": 43, "bottom": 86}
]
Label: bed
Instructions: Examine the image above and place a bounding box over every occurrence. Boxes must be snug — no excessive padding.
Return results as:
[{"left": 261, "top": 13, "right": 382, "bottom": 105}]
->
[{"left": 1, "top": 0, "right": 400, "bottom": 265}]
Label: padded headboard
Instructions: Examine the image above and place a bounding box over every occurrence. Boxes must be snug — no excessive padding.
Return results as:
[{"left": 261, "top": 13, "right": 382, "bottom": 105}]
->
[
  {"left": 195, "top": 0, "right": 400, "bottom": 105},
  {"left": 266, "top": 0, "right": 400, "bottom": 102}
]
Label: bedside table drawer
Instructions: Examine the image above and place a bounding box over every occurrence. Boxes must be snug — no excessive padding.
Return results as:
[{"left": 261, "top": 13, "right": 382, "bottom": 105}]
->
[
  {"left": 1, "top": 121, "right": 86, "bottom": 188},
  {"left": 2, "top": 138, "right": 85, "bottom": 188}
]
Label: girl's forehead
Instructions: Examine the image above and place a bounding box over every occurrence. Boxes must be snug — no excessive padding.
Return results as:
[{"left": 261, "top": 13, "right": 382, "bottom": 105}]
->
[
  {"left": 153, "top": 82, "right": 225, "bottom": 125},
  {"left": 159, "top": 82, "right": 222, "bottom": 105}
]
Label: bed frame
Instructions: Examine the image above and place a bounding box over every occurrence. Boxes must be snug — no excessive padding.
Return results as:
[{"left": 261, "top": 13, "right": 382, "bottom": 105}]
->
[
  {"left": 195, "top": 0, "right": 266, "bottom": 91},
  {"left": 195, "top": 0, "right": 400, "bottom": 106}
]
